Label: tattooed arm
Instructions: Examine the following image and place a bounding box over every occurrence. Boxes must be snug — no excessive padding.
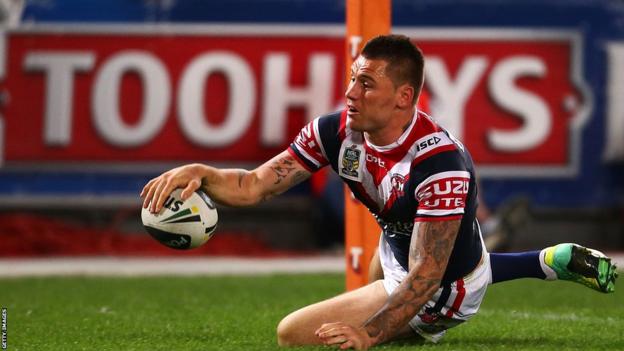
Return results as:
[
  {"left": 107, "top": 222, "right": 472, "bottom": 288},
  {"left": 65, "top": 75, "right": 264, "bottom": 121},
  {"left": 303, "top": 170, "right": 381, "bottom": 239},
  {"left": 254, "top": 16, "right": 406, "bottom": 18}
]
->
[
  {"left": 141, "top": 150, "right": 312, "bottom": 212},
  {"left": 361, "top": 219, "right": 460, "bottom": 346},
  {"left": 316, "top": 219, "right": 460, "bottom": 350}
]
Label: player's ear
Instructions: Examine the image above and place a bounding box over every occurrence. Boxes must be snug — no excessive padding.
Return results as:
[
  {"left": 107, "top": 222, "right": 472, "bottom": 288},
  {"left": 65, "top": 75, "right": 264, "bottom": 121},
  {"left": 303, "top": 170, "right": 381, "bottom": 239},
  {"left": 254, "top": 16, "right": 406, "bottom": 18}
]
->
[{"left": 396, "top": 83, "right": 415, "bottom": 109}]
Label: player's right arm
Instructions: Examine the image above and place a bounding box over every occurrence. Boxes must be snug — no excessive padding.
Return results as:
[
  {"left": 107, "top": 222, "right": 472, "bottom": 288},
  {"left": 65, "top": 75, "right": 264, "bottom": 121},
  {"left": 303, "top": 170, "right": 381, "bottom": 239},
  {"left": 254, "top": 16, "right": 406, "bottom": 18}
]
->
[{"left": 140, "top": 150, "right": 311, "bottom": 213}]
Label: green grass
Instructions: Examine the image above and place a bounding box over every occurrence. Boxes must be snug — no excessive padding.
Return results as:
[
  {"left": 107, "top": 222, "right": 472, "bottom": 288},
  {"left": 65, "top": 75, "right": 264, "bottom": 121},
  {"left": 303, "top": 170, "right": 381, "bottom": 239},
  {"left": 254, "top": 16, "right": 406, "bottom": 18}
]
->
[{"left": 0, "top": 274, "right": 622, "bottom": 350}]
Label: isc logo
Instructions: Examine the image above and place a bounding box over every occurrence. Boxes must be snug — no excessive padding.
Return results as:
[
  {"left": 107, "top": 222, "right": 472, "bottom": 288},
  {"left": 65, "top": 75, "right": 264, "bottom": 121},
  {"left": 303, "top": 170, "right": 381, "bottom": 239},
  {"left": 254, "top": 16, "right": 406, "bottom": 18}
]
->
[{"left": 415, "top": 136, "right": 441, "bottom": 152}]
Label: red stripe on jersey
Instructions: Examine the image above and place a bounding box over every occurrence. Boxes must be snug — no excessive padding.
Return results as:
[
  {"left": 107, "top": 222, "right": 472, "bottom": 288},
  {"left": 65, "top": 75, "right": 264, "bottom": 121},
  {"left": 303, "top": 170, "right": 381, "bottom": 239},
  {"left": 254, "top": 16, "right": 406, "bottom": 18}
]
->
[
  {"left": 416, "top": 113, "right": 444, "bottom": 133},
  {"left": 396, "top": 115, "right": 429, "bottom": 156},
  {"left": 339, "top": 109, "right": 348, "bottom": 141},
  {"left": 391, "top": 112, "right": 443, "bottom": 157},
  {"left": 363, "top": 145, "right": 392, "bottom": 187},
  {"left": 287, "top": 147, "right": 316, "bottom": 173},
  {"left": 446, "top": 279, "right": 466, "bottom": 317},
  {"left": 381, "top": 193, "right": 396, "bottom": 215},
  {"left": 414, "top": 215, "right": 463, "bottom": 222},
  {"left": 381, "top": 173, "right": 411, "bottom": 215}
]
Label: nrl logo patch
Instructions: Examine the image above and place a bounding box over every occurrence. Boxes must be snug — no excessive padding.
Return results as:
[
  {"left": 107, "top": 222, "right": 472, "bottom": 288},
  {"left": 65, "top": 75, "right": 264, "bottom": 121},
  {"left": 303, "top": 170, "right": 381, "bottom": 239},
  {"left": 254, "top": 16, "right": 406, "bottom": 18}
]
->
[{"left": 341, "top": 145, "right": 361, "bottom": 178}]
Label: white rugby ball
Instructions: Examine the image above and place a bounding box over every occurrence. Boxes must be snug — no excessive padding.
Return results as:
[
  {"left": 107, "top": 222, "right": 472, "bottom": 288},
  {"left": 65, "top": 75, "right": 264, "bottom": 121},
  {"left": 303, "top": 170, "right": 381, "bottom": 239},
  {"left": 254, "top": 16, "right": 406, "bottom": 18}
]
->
[{"left": 141, "top": 189, "right": 218, "bottom": 250}]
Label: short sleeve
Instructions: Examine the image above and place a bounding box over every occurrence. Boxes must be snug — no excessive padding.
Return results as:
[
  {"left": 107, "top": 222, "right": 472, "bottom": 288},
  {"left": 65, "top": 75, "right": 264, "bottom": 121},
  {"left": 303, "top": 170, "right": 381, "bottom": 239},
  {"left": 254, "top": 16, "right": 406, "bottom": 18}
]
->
[
  {"left": 288, "top": 117, "right": 330, "bottom": 172},
  {"left": 413, "top": 170, "right": 470, "bottom": 222}
]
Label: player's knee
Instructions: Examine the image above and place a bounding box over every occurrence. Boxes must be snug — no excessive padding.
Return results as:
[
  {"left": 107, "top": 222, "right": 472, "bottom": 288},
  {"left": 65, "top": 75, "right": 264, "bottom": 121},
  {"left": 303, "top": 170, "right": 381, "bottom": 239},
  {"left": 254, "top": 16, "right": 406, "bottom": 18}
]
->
[{"left": 276, "top": 316, "right": 297, "bottom": 347}]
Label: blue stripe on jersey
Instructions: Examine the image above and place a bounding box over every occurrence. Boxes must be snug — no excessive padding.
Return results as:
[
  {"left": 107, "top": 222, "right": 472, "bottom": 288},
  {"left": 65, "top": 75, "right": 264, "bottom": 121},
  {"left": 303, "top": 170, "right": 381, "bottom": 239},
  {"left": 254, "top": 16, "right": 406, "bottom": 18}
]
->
[
  {"left": 315, "top": 111, "right": 343, "bottom": 171},
  {"left": 288, "top": 111, "right": 342, "bottom": 173},
  {"left": 432, "top": 284, "right": 452, "bottom": 312},
  {"left": 288, "top": 145, "right": 320, "bottom": 172}
]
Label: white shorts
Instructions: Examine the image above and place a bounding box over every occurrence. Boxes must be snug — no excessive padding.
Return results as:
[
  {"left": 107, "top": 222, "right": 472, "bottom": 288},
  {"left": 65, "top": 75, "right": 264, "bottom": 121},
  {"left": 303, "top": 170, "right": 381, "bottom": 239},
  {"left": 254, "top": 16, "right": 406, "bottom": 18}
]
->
[{"left": 378, "top": 234, "right": 491, "bottom": 343}]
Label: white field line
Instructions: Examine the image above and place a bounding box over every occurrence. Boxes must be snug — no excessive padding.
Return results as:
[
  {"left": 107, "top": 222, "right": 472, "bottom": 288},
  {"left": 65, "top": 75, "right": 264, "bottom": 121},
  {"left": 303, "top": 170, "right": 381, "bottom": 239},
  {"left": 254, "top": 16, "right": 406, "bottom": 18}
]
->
[
  {"left": 0, "top": 253, "right": 621, "bottom": 278},
  {"left": 0, "top": 256, "right": 345, "bottom": 277}
]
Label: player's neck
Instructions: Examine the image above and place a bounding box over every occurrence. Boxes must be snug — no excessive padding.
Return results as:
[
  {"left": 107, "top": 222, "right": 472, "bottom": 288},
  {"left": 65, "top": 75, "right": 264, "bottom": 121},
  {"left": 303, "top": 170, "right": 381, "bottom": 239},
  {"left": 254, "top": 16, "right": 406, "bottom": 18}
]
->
[{"left": 365, "top": 108, "right": 416, "bottom": 147}]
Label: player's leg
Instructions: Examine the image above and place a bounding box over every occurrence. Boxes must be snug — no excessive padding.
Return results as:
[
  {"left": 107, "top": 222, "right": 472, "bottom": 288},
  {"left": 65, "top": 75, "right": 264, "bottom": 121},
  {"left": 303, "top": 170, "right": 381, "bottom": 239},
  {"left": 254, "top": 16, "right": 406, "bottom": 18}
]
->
[
  {"left": 278, "top": 242, "right": 423, "bottom": 347},
  {"left": 368, "top": 248, "right": 384, "bottom": 283},
  {"left": 489, "top": 243, "right": 618, "bottom": 293},
  {"left": 276, "top": 279, "right": 388, "bottom": 346}
]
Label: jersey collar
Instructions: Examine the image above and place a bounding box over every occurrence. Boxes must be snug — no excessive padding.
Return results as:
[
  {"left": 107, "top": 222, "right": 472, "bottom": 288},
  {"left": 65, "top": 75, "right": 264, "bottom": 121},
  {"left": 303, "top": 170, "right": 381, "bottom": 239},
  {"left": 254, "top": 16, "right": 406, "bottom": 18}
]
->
[{"left": 364, "top": 109, "right": 419, "bottom": 152}]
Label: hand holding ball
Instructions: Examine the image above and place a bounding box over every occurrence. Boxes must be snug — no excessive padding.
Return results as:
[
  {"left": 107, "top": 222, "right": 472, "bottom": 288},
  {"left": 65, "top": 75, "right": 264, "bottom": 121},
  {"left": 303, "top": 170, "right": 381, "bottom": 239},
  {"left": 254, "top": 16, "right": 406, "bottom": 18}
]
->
[{"left": 141, "top": 189, "right": 218, "bottom": 249}]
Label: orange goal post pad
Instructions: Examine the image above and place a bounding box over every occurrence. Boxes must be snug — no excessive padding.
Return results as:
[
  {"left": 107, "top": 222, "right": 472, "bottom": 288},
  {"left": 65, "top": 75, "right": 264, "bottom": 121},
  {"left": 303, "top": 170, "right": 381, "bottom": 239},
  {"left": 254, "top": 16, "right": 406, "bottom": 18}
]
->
[{"left": 344, "top": 0, "right": 391, "bottom": 291}]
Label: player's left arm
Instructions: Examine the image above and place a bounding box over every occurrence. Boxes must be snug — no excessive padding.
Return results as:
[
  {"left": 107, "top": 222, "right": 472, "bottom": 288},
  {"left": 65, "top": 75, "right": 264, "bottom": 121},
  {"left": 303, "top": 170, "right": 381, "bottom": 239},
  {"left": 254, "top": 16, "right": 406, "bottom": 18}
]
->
[{"left": 316, "top": 219, "right": 460, "bottom": 350}]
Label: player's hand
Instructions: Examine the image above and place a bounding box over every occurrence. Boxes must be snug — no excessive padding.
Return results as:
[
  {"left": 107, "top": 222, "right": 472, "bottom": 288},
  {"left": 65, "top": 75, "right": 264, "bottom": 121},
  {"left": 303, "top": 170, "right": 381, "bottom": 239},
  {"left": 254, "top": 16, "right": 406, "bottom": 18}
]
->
[
  {"left": 140, "top": 164, "right": 204, "bottom": 213},
  {"left": 315, "top": 322, "right": 374, "bottom": 350}
]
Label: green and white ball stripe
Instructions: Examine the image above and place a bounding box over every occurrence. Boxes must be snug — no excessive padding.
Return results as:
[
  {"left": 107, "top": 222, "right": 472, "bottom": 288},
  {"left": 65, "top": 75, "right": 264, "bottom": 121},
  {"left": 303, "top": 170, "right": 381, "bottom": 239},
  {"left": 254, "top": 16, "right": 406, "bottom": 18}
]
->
[{"left": 142, "top": 189, "right": 218, "bottom": 249}]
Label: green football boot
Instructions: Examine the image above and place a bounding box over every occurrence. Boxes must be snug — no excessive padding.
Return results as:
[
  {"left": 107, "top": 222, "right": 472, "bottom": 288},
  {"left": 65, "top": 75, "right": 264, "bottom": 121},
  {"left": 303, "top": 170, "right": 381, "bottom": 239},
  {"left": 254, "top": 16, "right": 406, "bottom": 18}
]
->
[{"left": 543, "top": 243, "right": 618, "bottom": 293}]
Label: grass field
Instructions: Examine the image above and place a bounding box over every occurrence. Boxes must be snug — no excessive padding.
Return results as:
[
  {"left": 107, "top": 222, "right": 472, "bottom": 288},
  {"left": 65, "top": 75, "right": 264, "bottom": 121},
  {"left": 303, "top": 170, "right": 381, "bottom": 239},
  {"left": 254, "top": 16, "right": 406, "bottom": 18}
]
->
[{"left": 0, "top": 273, "right": 622, "bottom": 350}]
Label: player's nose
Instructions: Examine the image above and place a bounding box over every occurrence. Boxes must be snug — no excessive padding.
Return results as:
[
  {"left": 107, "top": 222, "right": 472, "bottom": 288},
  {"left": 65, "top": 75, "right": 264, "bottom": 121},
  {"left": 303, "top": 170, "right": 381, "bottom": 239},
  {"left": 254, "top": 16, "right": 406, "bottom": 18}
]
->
[{"left": 345, "top": 80, "right": 359, "bottom": 100}]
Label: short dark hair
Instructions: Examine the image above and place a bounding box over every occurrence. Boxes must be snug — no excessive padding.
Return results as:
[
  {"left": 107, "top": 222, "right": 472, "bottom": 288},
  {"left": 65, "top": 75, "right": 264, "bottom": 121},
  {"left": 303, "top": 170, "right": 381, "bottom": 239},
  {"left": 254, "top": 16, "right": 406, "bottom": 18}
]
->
[{"left": 361, "top": 34, "right": 425, "bottom": 102}]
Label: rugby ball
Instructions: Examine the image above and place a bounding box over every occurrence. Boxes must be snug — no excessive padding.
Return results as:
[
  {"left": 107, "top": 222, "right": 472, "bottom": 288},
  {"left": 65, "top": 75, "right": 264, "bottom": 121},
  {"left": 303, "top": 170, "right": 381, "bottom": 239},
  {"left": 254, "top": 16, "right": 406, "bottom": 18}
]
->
[{"left": 141, "top": 189, "right": 218, "bottom": 250}]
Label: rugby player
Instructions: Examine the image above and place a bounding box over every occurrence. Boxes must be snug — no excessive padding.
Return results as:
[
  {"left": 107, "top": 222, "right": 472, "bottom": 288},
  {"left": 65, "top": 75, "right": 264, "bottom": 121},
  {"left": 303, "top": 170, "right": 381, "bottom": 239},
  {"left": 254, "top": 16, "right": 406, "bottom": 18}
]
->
[{"left": 141, "top": 34, "right": 618, "bottom": 350}]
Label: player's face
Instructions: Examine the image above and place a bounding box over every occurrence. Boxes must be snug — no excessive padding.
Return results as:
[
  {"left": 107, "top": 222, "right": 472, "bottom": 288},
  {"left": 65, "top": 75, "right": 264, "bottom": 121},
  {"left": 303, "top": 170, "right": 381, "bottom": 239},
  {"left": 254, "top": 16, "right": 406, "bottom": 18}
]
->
[{"left": 345, "top": 56, "right": 399, "bottom": 133}]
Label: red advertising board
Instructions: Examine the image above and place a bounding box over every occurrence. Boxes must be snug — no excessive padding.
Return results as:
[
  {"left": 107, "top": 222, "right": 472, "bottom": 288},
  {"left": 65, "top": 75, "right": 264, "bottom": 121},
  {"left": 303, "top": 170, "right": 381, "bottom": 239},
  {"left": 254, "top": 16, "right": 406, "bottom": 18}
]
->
[
  {"left": 2, "top": 27, "right": 346, "bottom": 163},
  {"left": 0, "top": 26, "right": 590, "bottom": 177}
]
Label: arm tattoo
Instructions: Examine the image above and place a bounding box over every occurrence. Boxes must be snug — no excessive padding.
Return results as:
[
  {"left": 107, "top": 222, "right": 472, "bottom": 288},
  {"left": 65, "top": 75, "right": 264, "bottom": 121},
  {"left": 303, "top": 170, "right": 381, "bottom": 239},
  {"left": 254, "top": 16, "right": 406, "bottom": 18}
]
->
[
  {"left": 410, "top": 220, "right": 458, "bottom": 271},
  {"left": 290, "top": 171, "right": 309, "bottom": 187},
  {"left": 270, "top": 157, "right": 297, "bottom": 185},
  {"left": 363, "top": 220, "right": 461, "bottom": 345},
  {"left": 259, "top": 171, "right": 305, "bottom": 201}
]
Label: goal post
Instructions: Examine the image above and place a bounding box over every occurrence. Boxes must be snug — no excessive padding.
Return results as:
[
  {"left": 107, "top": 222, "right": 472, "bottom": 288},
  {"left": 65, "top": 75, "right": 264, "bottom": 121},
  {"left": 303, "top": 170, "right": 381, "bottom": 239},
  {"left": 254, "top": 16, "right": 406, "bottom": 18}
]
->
[{"left": 344, "top": 0, "right": 391, "bottom": 291}]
